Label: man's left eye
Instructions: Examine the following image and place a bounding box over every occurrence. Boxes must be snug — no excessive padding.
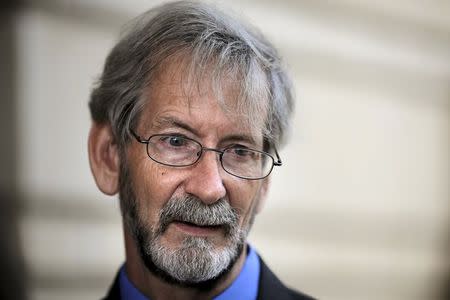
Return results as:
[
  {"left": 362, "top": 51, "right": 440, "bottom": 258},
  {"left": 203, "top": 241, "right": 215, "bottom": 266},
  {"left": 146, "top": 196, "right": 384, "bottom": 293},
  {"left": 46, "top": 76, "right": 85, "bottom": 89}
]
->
[{"left": 233, "top": 148, "right": 251, "bottom": 156}]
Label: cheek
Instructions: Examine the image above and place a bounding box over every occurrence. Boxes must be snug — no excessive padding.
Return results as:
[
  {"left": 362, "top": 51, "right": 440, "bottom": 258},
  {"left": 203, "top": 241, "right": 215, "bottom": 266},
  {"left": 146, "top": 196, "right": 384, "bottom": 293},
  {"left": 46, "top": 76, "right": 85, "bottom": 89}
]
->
[
  {"left": 228, "top": 180, "right": 262, "bottom": 221},
  {"left": 133, "top": 161, "right": 184, "bottom": 221}
]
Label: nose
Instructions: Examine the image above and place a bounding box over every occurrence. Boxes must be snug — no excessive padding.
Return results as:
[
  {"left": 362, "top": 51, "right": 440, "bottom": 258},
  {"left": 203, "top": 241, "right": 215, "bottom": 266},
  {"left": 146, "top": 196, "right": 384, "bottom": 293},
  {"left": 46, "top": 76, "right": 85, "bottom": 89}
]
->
[{"left": 184, "top": 149, "right": 226, "bottom": 205}]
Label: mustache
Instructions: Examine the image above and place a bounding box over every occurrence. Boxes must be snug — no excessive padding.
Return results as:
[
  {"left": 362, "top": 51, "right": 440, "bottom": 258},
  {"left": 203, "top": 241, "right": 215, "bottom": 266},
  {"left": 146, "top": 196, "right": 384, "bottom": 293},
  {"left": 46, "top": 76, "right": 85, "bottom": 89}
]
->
[{"left": 157, "top": 195, "right": 239, "bottom": 235}]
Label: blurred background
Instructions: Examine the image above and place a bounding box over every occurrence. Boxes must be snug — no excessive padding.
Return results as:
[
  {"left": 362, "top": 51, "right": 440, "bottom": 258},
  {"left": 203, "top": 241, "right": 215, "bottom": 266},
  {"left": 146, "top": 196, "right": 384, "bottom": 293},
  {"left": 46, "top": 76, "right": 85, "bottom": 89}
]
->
[{"left": 0, "top": 0, "right": 449, "bottom": 299}]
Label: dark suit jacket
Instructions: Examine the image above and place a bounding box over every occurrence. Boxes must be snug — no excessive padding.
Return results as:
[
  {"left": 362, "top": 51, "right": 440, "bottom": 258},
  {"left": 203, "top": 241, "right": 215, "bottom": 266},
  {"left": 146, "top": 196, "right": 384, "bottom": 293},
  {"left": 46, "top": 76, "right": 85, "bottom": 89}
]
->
[{"left": 102, "top": 257, "right": 315, "bottom": 300}]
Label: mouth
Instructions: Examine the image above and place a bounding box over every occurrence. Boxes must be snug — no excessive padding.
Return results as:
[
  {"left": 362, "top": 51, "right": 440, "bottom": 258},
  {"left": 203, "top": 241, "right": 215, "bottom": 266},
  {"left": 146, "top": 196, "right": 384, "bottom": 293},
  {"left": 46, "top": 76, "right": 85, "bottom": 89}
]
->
[{"left": 172, "top": 220, "right": 224, "bottom": 236}]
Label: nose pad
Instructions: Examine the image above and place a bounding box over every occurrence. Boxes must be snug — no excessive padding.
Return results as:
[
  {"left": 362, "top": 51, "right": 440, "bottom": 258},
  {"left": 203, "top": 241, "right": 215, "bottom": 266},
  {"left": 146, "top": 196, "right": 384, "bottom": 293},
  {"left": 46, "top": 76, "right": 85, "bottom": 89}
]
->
[
  {"left": 198, "top": 149, "right": 224, "bottom": 176},
  {"left": 195, "top": 148, "right": 223, "bottom": 167},
  {"left": 201, "top": 148, "right": 224, "bottom": 160}
]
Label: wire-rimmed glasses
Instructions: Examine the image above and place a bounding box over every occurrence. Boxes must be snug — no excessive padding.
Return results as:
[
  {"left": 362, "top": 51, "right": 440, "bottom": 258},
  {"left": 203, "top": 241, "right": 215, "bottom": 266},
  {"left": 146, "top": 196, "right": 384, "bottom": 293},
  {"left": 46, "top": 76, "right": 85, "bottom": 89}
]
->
[{"left": 130, "top": 130, "right": 282, "bottom": 180}]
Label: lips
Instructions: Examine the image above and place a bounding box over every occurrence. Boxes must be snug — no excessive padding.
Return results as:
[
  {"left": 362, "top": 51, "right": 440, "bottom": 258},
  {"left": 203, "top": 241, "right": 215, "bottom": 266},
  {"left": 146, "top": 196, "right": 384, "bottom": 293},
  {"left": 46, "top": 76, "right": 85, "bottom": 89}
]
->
[
  {"left": 173, "top": 220, "right": 223, "bottom": 236},
  {"left": 176, "top": 220, "right": 222, "bottom": 229},
  {"left": 175, "top": 218, "right": 222, "bottom": 226}
]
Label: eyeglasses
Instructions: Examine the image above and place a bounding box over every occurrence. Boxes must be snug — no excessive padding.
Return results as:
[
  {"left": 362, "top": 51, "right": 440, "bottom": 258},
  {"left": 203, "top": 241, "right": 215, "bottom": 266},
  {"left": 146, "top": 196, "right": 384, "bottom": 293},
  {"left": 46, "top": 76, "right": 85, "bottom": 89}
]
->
[{"left": 130, "top": 130, "right": 282, "bottom": 180}]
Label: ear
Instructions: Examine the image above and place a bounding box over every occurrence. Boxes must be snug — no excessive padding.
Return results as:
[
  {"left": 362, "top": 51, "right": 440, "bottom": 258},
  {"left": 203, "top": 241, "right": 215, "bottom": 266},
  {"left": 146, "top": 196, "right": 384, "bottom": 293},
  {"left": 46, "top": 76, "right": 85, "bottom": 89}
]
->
[
  {"left": 88, "top": 123, "right": 120, "bottom": 195},
  {"left": 255, "top": 177, "right": 270, "bottom": 214}
]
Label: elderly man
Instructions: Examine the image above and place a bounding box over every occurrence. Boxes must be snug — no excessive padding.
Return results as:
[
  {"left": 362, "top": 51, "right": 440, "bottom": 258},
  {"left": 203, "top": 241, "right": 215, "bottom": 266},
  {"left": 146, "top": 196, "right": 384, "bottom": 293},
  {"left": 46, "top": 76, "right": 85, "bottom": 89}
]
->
[{"left": 88, "top": 1, "right": 313, "bottom": 299}]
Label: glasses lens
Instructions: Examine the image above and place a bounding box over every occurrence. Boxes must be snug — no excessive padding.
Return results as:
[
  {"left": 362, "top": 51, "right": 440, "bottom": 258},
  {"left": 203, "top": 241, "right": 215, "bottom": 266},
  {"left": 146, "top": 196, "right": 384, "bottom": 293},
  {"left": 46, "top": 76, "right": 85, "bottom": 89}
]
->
[
  {"left": 222, "top": 147, "right": 274, "bottom": 179},
  {"left": 147, "top": 135, "right": 201, "bottom": 166}
]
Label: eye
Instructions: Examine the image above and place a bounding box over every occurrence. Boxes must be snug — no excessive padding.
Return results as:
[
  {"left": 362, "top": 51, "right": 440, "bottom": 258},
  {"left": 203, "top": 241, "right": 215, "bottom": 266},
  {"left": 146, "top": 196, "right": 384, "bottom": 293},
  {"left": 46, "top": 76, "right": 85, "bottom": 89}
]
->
[
  {"left": 166, "top": 136, "right": 186, "bottom": 147},
  {"left": 227, "top": 146, "right": 258, "bottom": 160},
  {"left": 156, "top": 135, "right": 191, "bottom": 150},
  {"left": 233, "top": 148, "right": 251, "bottom": 156}
]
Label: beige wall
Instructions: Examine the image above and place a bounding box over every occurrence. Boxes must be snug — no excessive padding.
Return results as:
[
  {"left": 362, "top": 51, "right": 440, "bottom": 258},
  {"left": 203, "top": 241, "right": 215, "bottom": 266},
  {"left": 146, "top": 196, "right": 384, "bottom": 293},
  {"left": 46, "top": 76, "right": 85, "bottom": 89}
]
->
[{"left": 7, "top": 0, "right": 449, "bottom": 299}]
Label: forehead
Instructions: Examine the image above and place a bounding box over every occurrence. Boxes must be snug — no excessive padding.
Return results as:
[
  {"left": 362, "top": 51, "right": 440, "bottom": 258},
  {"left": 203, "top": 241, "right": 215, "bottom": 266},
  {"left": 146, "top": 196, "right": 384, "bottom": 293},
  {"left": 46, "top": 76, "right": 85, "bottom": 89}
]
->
[
  {"left": 138, "top": 55, "right": 269, "bottom": 140},
  {"left": 150, "top": 54, "right": 239, "bottom": 108}
]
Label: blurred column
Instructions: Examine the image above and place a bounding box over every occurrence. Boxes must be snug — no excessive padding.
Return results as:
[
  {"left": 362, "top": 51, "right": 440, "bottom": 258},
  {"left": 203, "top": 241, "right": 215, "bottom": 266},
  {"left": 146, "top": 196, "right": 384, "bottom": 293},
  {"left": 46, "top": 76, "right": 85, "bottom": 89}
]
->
[{"left": 0, "top": 1, "right": 27, "bottom": 300}]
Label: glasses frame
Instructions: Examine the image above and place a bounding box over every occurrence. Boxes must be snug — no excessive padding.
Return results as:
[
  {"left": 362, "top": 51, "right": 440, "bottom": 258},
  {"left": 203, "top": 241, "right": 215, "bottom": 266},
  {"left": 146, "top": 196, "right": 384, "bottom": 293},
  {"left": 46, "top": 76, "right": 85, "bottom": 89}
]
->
[{"left": 130, "top": 129, "right": 282, "bottom": 180}]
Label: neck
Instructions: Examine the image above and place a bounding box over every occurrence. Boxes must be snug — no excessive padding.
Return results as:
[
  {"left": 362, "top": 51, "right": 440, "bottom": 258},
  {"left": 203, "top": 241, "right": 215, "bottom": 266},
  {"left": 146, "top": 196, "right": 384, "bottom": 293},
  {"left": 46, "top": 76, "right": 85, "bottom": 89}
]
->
[{"left": 123, "top": 227, "right": 247, "bottom": 300}]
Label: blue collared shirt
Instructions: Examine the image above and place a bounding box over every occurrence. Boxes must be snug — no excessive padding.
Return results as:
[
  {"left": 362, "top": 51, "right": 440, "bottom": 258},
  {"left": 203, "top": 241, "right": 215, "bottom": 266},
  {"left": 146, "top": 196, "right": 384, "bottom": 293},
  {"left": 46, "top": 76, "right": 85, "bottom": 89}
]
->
[{"left": 119, "top": 246, "right": 260, "bottom": 300}]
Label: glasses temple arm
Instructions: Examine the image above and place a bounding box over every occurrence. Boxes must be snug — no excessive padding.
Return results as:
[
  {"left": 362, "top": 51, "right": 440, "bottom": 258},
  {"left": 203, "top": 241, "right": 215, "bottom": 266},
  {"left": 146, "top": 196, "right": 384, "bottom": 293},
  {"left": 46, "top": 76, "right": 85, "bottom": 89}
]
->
[
  {"left": 130, "top": 129, "right": 148, "bottom": 144},
  {"left": 273, "top": 147, "right": 282, "bottom": 166}
]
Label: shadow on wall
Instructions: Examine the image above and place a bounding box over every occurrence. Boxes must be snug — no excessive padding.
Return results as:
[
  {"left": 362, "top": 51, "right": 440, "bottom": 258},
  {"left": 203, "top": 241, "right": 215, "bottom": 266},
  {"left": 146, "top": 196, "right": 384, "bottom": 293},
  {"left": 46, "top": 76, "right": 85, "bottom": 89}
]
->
[{"left": 0, "top": 2, "right": 27, "bottom": 300}]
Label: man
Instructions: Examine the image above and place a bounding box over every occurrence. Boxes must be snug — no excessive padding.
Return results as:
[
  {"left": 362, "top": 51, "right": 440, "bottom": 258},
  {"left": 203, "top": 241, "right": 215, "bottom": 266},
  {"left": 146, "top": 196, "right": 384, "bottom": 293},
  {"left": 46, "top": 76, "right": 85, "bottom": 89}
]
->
[{"left": 88, "top": 1, "right": 314, "bottom": 299}]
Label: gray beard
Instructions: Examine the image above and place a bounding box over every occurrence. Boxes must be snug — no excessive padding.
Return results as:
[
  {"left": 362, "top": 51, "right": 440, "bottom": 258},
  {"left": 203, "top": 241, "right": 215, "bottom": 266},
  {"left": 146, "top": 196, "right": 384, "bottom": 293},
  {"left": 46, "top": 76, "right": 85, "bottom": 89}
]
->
[
  {"left": 134, "top": 196, "right": 246, "bottom": 287},
  {"left": 118, "top": 163, "right": 255, "bottom": 288},
  {"left": 146, "top": 229, "right": 244, "bottom": 286}
]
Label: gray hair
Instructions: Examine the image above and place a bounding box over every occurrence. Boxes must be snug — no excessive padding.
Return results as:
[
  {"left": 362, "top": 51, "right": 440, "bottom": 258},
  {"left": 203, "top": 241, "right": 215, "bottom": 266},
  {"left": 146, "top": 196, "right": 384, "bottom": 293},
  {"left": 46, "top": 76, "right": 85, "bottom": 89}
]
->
[{"left": 89, "top": 0, "right": 294, "bottom": 149}]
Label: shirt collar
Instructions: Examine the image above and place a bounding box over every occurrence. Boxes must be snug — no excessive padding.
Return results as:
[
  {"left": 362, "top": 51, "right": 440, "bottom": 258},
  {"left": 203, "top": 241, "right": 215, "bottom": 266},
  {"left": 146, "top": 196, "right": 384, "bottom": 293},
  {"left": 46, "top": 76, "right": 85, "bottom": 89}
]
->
[
  {"left": 119, "top": 245, "right": 260, "bottom": 300},
  {"left": 213, "top": 245, "right": 260, "bottom": 300},
  {"left": 119, "top": 265, "right": 148, "bottom": 300}
]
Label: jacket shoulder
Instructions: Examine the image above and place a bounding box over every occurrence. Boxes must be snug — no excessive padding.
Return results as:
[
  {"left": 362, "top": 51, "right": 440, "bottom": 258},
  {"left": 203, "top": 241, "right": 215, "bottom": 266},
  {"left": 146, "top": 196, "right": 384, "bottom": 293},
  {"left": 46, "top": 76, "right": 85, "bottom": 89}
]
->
[
  {"left": 102, "top": 271, "right": 120, "bottom": 300},
  {"left": 287, "top": 287, "right": 316, "bottom": 300},
  {"left": 257, "top": 257, "right": 316, "bottom": 300}
]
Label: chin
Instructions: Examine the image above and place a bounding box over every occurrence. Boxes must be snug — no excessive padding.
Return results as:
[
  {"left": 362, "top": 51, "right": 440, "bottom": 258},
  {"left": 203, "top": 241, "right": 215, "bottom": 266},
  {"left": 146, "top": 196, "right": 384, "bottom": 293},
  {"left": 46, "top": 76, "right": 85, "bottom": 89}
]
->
[{"left": 136, "top": 229, "right": 245, "bottom": 290}]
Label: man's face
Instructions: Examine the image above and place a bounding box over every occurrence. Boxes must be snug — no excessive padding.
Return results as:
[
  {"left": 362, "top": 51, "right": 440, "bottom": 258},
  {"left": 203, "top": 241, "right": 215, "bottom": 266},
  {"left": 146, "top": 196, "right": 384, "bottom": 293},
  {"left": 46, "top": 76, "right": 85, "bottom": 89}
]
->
[{"left": 120, "top": 63, "right": 268, "bottom": 287}]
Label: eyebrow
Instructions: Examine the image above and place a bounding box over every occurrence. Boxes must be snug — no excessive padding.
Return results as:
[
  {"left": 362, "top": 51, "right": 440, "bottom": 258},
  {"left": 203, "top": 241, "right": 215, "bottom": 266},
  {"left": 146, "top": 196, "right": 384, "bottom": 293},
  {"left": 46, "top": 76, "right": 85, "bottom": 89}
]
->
[
  {"left": 152, "top": 116, "right": 259, "bottom": 146},
  {"left": 220, "top": 134, "right": 259, "bottom": 147},
  {"left": 152, "top": 116, "right": 200, "bottom": 136}
]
